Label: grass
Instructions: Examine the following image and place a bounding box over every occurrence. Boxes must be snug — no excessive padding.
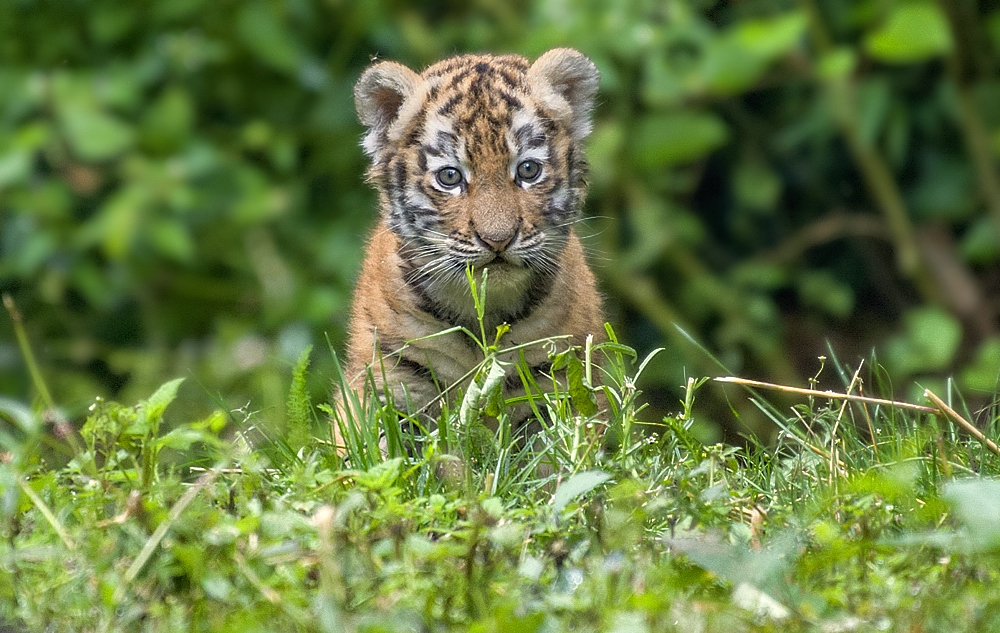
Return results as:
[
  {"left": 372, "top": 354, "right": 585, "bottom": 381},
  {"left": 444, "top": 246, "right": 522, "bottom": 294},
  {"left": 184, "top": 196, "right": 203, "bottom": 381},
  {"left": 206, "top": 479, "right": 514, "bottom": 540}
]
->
[{"left": 3, "top": 289, "right": 1000, "bottom": 631}]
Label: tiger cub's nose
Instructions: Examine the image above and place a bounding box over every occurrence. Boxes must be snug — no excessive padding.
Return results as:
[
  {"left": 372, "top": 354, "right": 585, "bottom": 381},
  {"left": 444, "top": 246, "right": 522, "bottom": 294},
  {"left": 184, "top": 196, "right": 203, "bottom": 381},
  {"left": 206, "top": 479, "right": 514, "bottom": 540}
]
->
[{"left": 474, "top": 227, "right": 517, "bottom": 252}]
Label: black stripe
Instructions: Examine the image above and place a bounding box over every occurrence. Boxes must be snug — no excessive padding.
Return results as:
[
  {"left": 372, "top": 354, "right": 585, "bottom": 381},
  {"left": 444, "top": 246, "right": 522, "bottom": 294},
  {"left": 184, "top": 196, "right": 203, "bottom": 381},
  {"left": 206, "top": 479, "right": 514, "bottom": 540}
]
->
[
  {"left": 526, "top": 134, "right": 546, "bottom": 149},
  {"left": 437, "top": 92, "right": 463, "bottom": 117},
  {"left": 435, "top": 130, "right": 459, "bottom": 153},
  {"left": 391, "top": 159, "right": 409, "bottom": 219},
  {"left": 398, "top": 261, "right": 460, "bottom": 326},
  {"left": 547, "top": 209, "right": 573, "bottom": 230},
  {"left": 428, "top": 59, "right": 465, "bottom": 78},
  {"left": 504, "top": 362, "right": 554, "bottom": 391},
  {"left": 469, "top": 66, "right": 496, "bottom": 97},
  {"left": 497, "top": 90, "right": 522, "bottom": 110},
  {"left": 447, "top": 68, "right": 471, "bottom": 88},
  {"left": 380, "top": 344, "right": 434, "bottom": 381},
  {"left": 392, "top": 159, "right": 408, "bottom": 190},
  {"left": 404, "top": 123, "right": 423, "bottom": 147},
  {"left": 419, "top": 181, "right": 449, "bottom": 206},
  {"left": 506, "top": 268, "right": 559, "bottom": 325},
  {"left": 549, "top": 138, "right": 561, "bottom": 169},
  {"left": 513, "top": 123, "right": 533, "bottom": 148},
  {"left": 492, "top": 66, "right": 522, "bottom": 89}
]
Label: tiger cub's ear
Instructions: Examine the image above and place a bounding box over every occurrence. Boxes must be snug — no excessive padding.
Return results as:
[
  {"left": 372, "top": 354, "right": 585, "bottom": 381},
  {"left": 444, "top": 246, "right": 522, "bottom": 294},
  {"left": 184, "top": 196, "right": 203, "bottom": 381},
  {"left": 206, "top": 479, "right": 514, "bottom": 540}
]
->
[
  {"left": 354, "top": 61, "right": 422, "bottom": 161},
  {"left": 527, "top": 48, "right": 600, "bottom": 141}
]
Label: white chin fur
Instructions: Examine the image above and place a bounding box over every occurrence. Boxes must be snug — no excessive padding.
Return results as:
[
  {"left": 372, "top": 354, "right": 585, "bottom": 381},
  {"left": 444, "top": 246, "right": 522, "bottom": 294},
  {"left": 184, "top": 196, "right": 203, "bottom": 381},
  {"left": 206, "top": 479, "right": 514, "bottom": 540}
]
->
[{"left": 427, "top": 262, "right": 533, "bottom": 324}]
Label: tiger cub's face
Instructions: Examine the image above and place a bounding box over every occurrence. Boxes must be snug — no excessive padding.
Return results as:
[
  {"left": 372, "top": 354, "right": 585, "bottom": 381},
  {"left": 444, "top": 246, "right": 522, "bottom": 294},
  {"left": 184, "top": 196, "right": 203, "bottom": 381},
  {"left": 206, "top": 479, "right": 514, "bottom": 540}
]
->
[{"left": 354, "top": 49, "right": 599, "bottom": 324}]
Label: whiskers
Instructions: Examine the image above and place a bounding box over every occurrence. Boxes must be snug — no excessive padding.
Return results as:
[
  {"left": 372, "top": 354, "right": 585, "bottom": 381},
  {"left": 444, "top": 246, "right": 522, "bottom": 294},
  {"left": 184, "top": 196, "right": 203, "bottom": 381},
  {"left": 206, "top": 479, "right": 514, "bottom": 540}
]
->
[
  {"left": 399, "top": 217, "right": 605, "bottom": 301},
  {"left": 548, "top": 216, "right": 612, "bottom": 263},
  {"left": 404, "top": 239, "right": 469, "bottom": 294},
  {"left": 416, "top": 253, "right": 466, "bottom": 284}
]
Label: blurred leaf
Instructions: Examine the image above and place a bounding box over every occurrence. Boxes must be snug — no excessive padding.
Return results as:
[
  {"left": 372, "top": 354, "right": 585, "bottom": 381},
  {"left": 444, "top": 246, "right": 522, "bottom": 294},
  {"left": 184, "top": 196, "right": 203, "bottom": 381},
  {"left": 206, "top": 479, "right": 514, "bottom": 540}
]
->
[
  {"left": 642, "top": 54, "right": 687, "bottom": 107},
  {"left": 865, "top": 4, "right": 953, "bottom": 63},
  {"left": 586, "top": 122, "right": 625, "bottom": 191},
  {"left": 621, "top": 197, "right": 673, "bottom": 270},
  {"left": 59, "top": 108, "right": 135, "bottom": 161},
  {"left": 353, "top": 457, "right": 403, "bottom": 491},
  {"left": 703, "top": 38, "right": 770, "bottom": 95},
  {"left": 233, "top": 167, "right": 289, "bottom": 223},
  {"left": 552, "top": 469, "right": 611, "bottom": 513},
  {"left": 732, "top": 262, "right": 787, "bottom": 289},
  {"left": 819, "top": 48, "right": 858, "bottom": 81},
  {"left": 89, "top": 4, "right": 137, "bottom": 44},
  {"left": 944, "top": 480, "right": 1000, "bottom": 551},
  {"left": 144, "top": 377, "right": 186, "bottom": 424},
  {"left": 0, "top": 151, "right": 31, "bottom": 189},
  {"left": 153, "top": 0, "right": 206, "bottom": 22},
  {"left": 697, "top": 12, "right": 806, "bottom": 96},
  {"left": 734, "top": 160, "right": 781, "bottom": 212},
  {"left": 797, "top": 271, "right": 854, "bottom": 319},
  {"left": 960, "top": 337, "right": 1000, "bottom": 392},
  {"left": 732, "top": 11, "right": 807, "bottom": 61},
  {"left": 242, "top": 120, "right": 273, "bottom": 149},
  {"left": 155, "top": 426, "right": 211, "bottom": 451},
  {"left": 884, "top": 307, "right": 962, "bottom": 375},
  {"left": 960, "top": 218, "right": 1000, "bottom": 263},
  {"left": 96, "top": 65, "right": 147, "bottom": 111},
  {"left": 987, "top": 11, "right": 1000, "bottom": 54},
  {"left": 632, "top": 111, "right": 728, "bottom": 168},
  {"left": 669, "top": 531, "right": 799, "bottom": 595},
  {"left": 236, "top": 2, "right": 304, "bottom": 73},
  {"left": 81, "top": 184, "right": 149, "bottom": 260},
  {"left": 148, "top": 219, "right": 195, "bottom": 263},
  {"left": 856, "top": 78, "right": 890, "bottom": 147},
  {"left": 0, "top": 396, "right": 39, "bottom": 436},
  {"left": 909, "top": 155, "right": 974, "bottom": 220},
  {"left": 140, "top": 86, "right": 194, "bottom": 154},
  {"left": 607, "top": 611, "right": 651, "bottom": 633},
  {"left": 10, "top": 232, "right": 56, "bottom": 276},
  {"left": 12, "top": 121, "right": 52, "bottom": 152}
]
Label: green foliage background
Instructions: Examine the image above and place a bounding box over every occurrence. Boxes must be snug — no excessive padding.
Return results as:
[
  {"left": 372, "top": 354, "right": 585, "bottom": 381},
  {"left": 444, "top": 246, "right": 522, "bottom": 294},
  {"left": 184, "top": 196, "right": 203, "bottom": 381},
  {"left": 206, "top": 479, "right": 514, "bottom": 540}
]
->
[{"left": 2, "top": 0, "right": 1000, "bottom": 435}]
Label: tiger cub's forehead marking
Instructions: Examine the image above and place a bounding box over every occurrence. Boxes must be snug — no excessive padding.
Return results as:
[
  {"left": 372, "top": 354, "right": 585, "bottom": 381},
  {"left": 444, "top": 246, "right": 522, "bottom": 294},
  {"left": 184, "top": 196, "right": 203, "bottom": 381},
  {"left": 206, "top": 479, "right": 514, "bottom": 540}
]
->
[
  {"left": 417, "top": 55, "right": 543, "bottom": 175},
  {"left": 507, "top": 107, "right": 549, "bottom": 160}
]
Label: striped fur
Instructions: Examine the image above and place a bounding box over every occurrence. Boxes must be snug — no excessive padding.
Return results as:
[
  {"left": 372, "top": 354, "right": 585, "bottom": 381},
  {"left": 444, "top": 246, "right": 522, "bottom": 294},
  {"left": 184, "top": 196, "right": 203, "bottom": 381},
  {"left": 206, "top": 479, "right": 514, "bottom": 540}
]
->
[{"left": 339, "top": 49, "right": 604, "bottom": 441}]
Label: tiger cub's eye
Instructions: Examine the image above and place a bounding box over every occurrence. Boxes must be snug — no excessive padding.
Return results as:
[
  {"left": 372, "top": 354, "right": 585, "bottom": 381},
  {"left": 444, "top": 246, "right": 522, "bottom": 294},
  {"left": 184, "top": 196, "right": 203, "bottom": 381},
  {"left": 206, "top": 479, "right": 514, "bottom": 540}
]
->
[
  {"left": 516, "top": 160, "right": 541, "bottom": 182},
  {"left": 436, "top": 167, "right": 463, "bottom": 188}
]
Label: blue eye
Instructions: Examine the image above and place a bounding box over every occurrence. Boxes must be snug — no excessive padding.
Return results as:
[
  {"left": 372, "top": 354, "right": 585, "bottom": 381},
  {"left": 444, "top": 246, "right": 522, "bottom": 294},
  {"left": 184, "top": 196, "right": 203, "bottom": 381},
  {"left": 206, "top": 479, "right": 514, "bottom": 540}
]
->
[
  {"left": 436, "top": 167, "right": 463, "bottom": 188},
  {"left": 516, "top": 160, "right": 541, "bottom": 182}
]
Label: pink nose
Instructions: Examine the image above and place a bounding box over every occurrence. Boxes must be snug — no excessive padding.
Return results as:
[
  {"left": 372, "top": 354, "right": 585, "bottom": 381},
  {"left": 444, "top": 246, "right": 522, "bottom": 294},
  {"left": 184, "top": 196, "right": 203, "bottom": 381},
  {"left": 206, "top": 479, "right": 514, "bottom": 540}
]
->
[{"left": 475, "top": 228, "right": 515, "bottom": 252}]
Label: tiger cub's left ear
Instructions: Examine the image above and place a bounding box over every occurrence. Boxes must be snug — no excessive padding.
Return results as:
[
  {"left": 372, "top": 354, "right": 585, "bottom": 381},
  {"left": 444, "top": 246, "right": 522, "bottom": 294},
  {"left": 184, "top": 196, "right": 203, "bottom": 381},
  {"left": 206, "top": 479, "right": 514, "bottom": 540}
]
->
[
  {"left": 354, "top": 61, "right": 422, "bottom": 161},
  {"left": 528, "top": 48, "right": 600, "bottom": 141}
]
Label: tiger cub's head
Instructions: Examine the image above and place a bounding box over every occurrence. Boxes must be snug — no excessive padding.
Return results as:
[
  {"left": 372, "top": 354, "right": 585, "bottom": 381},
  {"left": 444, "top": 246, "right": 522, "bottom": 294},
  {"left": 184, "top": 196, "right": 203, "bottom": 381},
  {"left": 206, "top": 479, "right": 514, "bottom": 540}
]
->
[{"left": 354, "top": 49, "right": 599, "bottom": 320}]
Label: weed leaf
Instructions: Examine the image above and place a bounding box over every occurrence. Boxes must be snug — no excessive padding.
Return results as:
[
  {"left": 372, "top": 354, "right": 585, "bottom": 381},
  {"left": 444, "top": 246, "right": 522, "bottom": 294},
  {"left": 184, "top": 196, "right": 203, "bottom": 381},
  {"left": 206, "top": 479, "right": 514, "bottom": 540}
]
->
[
  {"left": 143, "top": 377, "right": 186, "bottom": 426},
  {"left": 286, "top": 345, "right": 313, "bottom": 451},
  {"left": 552, "top": 469, "right": 611, "bottom": 513}
]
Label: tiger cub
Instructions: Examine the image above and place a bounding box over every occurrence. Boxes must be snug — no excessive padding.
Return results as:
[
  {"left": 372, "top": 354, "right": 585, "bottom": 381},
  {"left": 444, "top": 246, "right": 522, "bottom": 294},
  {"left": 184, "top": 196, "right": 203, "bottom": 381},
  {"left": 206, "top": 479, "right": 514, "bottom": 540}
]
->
[{"left": 339, "top": 48, "right": 604, "bottom": 442}]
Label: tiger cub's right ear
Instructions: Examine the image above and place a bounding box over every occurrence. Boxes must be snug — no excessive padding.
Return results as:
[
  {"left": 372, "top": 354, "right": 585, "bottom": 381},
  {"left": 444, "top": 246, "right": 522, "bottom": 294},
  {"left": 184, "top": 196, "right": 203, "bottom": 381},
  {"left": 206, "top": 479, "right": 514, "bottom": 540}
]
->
[{"left": 354, "top": 61, "right": 422, "bottom": 162}]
